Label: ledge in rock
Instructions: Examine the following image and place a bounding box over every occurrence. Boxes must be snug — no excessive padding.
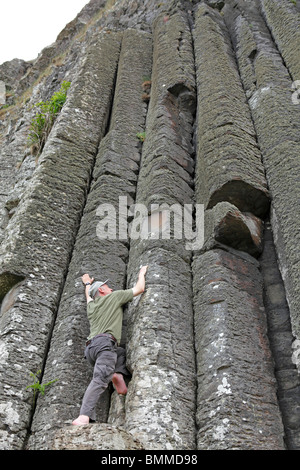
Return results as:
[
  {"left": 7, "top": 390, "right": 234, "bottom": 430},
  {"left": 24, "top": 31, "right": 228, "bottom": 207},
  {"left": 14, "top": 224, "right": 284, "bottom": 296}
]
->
[{"left": 52, "top": 424, "right": 144, "bottom": 450}]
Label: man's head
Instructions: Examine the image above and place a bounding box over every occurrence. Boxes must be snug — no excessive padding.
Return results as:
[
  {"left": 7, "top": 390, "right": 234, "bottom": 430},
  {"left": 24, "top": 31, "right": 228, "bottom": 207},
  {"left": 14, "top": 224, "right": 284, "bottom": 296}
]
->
[
  {"left": 88, "top": 279, "right": 112, "bottom": 299},
  {"left": 97, "top": 284, "right": 113, "bottom": 297}
]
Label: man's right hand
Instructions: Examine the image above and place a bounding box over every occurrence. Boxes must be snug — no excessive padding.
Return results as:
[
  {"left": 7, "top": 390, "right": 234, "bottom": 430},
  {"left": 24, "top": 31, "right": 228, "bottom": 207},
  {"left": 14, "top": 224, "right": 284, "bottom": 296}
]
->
[
  {"left": 139, "top": 265, "right": 148, "bottom": 276},
  {"left": 132, "top": 265, "right": 148, "bottom": 297}
]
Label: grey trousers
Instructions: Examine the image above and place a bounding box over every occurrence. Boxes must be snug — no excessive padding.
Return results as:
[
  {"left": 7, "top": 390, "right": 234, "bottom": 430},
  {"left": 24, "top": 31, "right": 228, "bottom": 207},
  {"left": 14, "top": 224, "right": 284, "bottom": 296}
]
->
[{"left": 80, "top": 335, "right": 129, "bottom": 420}]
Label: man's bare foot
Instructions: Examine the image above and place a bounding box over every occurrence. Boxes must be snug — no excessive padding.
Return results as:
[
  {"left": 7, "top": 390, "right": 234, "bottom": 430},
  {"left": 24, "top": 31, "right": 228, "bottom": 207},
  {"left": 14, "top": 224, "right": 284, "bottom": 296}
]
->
[
  {"left": 112, "top": 373, "right": 128, "bottom": 395},
  {"left": 72, "top": 415, "right": 89, "bottom": 425}
]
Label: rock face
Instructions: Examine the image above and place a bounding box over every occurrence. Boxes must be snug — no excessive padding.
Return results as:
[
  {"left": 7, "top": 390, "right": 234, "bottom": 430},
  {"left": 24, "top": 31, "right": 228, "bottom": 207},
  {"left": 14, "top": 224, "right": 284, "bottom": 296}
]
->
[
  {"left": 0, "top": 0, "right": 299, "bottom": 451},
  {"left": 52, "top": 423, "right": 144, "bottom": 450}
]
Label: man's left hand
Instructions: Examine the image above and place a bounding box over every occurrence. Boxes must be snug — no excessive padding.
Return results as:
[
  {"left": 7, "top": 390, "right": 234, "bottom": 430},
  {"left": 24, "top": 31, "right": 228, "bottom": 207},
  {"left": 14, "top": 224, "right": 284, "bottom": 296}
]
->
[{"left": 82, "top": 274, "right": 94, "bottom": 285}]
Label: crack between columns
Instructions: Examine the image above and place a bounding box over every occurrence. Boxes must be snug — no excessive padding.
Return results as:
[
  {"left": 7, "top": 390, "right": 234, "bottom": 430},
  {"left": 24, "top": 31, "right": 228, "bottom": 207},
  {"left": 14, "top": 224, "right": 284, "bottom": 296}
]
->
[{"left": 181, "top": 0, "right": 199, "bottom": 449}]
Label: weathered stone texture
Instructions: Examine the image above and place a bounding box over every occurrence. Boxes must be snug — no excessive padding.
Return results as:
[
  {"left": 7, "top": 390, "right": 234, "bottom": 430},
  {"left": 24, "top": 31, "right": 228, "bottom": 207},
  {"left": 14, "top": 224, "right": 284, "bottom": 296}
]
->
[
  {"left": 193, "top": 248, "right": 285, "bottom": 450},
  {"left": 193, "top": 4, "right": 270, "bottom": 218},
  {"left": 204, "top": 201, "right": 263, "bottom": 258},
  {"left": 224, "top": 0, "right": 300, "bottom": 374},
  {"left": 0, "top": 0, "right": 299, "bottom": 452},
  {"left": 260, "top": 221, "right": 300, "bottom": 450},
  {"left": 27, "top": 28, "right": 152, "bottom": 450},
  {"left": 0, "top": 82, "right": 5, "bottom": 106},
  {"left": 259, "top": 0, "right": 300, "bottom": 82},
  {"left": 0, "top": 30, "right": 123, "bottom": 450},
  {"left": 125, "top": 249, "right": 196, "bottom": 450},
  {"left": 191, "top": 2, "right": 287, "bottom": 450},
  {"left": 124, "top": 11, "right": 197, "bottom": 450},
  {"left": 136, "top": 11, "right": 196, "bottom": 210},
  {"left": 52, "top": 423, "right": 144, "bottom": 450}
]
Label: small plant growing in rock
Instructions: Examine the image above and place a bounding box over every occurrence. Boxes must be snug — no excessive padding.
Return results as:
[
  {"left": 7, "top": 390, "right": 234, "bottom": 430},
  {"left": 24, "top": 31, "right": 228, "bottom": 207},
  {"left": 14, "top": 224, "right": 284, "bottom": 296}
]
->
[
  {"left": 28, "top": 80, "right": 71, "bottom": 157},
  {"left": 136, "top": 131, "right": 146, "bottom": 143},
  {"left": 26, "top": 369, "right": 58, "bottom": 404}
]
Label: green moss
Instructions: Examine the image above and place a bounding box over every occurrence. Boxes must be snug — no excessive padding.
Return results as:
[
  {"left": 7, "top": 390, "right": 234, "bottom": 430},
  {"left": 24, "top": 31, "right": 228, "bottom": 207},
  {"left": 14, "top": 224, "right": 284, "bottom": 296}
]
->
[{"left": 28, "top": 80, "right": 71, "bottom": 157}]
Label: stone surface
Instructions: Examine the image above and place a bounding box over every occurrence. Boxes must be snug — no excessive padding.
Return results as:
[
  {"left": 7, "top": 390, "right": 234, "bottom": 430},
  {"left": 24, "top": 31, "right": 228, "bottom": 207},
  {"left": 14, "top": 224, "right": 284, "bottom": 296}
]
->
[
  {"left": 135, "top": 10, "right": 196, "bottom": 210},
  {"left": 52, "top": 423, "right": 144, "bottom": 450},
  {"left": 193, "top": 248, "right": 285, "bottom": 450},
  {"left": 0, "top": 0, "right": 299, "bottom": 452},
  {"left": 193, "top": 4, "right": 270, "bottom": 218},
  {"left": 125, "top": 249, "right": 196, "bottom": 450},
  {"left": 0, "top": 81, "right": 5, "bottom": 106},
  {"left": 204, "top": 201, "right": 263, "bottom": 257},
  {"left": 27, "top": 28, "right": 152, "bottom": 450},
  {"left": 0, "top": 59, "right": 31, "bottom": 90},
  {"left": 0, "top": 29, "right": 123, "bottom": 450},
  {"left": 259, "top": 0, "right": 300, "bottom": 82},
  {"left": 260, "top": 221, "right": 300, "bottom": 450},
  {"left": 123, "top": 10, "right": 197, "bottom": 450},
  {"left": 224, "top": 0, "right": 300, "bottom": 375}
]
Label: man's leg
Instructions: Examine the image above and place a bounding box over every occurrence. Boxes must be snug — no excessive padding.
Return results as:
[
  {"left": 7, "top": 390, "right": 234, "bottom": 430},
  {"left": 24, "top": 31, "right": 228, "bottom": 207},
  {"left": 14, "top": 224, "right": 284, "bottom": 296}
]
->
[
  {"left": 115, "top": 346, "right": 130, "bottom": 376},
  {"left": 73, "top": 337, "right": 117, "bottom": 425},
  {"left": 112, "top": 346, "right": 129, "bottom": 395}
]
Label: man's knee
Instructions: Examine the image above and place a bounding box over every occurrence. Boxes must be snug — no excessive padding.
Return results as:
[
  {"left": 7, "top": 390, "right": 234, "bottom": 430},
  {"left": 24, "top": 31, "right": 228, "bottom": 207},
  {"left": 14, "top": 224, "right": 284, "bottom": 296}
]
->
[
  {"left": 94, "top": 349, "right": 117, "bottom": 380},
  {"left": 93, "top": 363, "right": 115, "bottom": 386}
]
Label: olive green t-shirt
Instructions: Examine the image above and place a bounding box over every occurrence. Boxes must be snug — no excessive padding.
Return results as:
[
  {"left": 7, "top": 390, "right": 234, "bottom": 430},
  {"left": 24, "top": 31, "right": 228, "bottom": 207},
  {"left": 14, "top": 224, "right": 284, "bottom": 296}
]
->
[{"left": 87, "top": 288, "right": 134, "bottom": 343}]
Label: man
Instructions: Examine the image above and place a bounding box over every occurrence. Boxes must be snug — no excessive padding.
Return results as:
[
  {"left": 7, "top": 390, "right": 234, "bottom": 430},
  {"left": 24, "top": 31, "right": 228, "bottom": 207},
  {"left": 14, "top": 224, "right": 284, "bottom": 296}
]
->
[{"left": 72, "top": 265, "right": 148, "bottom": 425}]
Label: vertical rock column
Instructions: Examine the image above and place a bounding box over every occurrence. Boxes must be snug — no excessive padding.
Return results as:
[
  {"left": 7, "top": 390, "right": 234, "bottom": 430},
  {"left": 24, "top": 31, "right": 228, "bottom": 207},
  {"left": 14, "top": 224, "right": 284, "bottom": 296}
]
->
[
  {"left": 260, "top": 221, "right": 300, "bottom": 449},
  {"left": 124, "top": 11, "right": 197, "bottom": 450},
  {"left": 259, "top": 0, "right": 300, "bottom": 81},
  {"left": 0, "top": 30, "right": 123, "bottom": 450},
  {"left": 27, "top": 28, "right": 153, "bottom": 450},
  {"left": 224, "top": 0, "right": 300, "bottom": 376},
  {"left": 193, "top": 248, "right": 285, "bottom": 449},
  {"left": 193, "top": 4, "right": 269, "bottom": 218},
  {"left": 192, "top": 4, "right": 285, "bottom": 449}
]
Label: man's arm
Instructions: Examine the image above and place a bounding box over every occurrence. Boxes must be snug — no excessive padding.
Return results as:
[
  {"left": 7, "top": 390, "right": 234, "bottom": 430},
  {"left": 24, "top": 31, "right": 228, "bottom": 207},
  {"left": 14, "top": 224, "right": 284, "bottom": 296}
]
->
[
  {"left": 132, "top": 265, "right": 148, "bottom": 297},
  {"left": 82, "top": 274, "right": 94, "bottom": 303}
]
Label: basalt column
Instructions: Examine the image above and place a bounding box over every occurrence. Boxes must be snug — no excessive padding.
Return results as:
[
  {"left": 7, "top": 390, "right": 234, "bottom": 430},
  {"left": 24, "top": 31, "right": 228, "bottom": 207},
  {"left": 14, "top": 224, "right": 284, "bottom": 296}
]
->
[
  {"left": 27, "top": 28, "right": 153, "bottom": 450},
  {"left": 124, "top": 11, "right": 197, "bottom": 450},
  {"left": 192, "top": 4, "right": 285, "bottom": 450},
  {"left": 193, "top": 5, "right": 269, "bottom": 217},
  {"left": 224, "top": 0, "right": 300, "bottom": 379},
  {"left": 259, "top": 0, "right": 300, "bottom": 82},
  {"left": 260, "top": 221, "right": 300, "bottom": 449},
  {"left": 0, "top": 30, "right": 123, "bottom": 450},
  {"left": 1, "top": 0, "right": 299, "bottom": 452}
]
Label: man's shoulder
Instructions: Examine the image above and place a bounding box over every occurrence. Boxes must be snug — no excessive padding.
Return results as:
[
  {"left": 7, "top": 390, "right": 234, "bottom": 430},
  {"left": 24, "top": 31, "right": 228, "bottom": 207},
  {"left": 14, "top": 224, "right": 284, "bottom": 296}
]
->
[
  {"left": 87, "top": 294, "right": 106, "bottom": 310},
  {"left": 111, "top": 288, "right": 133, "bottom": 300},
  {"left": 87, "top": 288, "right": 133, "bottom": 309},
  {"left": 110, "top": 288, "right": 134, "bottom": 304},
  {"left": 112, "top": 288, "right": 133, "bottom": 295}
]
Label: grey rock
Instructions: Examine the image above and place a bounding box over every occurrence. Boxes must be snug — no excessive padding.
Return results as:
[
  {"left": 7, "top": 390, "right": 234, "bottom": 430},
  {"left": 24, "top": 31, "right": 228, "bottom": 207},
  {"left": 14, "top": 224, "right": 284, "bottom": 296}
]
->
[
  {"left": 193, "top": 248, "right": 285, "bottom": 450},
  {"left": 193, "top": 4, "right": 270, "bottom": 218},
  {"left": 0, "top": 0, "right": 299, "bottom": 452},
  {"left": 52, "top": 423, "right": 144, "bottom": 450},
  {"left": 204, "top": 201, "right": 263, "bottom": 257},
  {"left": 0, "top": 81, "right": 5, "bottom": 106},
  {"left": 224, "top": 0, "right": 300, "bottom": 374}
]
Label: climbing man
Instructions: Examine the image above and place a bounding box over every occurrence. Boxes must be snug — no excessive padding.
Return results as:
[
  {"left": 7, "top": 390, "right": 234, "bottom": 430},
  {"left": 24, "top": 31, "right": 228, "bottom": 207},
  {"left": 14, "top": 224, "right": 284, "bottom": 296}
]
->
[{"left": 72, "top": 265, "right": 148, "bottom": 425}]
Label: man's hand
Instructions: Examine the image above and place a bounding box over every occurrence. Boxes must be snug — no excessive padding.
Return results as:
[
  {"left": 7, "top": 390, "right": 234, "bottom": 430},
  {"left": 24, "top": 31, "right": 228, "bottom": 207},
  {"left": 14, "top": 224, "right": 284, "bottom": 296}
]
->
[
  {"left": 82, "top": 274, "right": 94, "bottom": 285},
  {"left": 139, "top": 265, "right": 148, "bottom": 276},
  {"left": 82, "top": 274, "right": 94, "bottom": 303},
  {"left": 132, "top": 265, "right": 148, "bottom": 297}
]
